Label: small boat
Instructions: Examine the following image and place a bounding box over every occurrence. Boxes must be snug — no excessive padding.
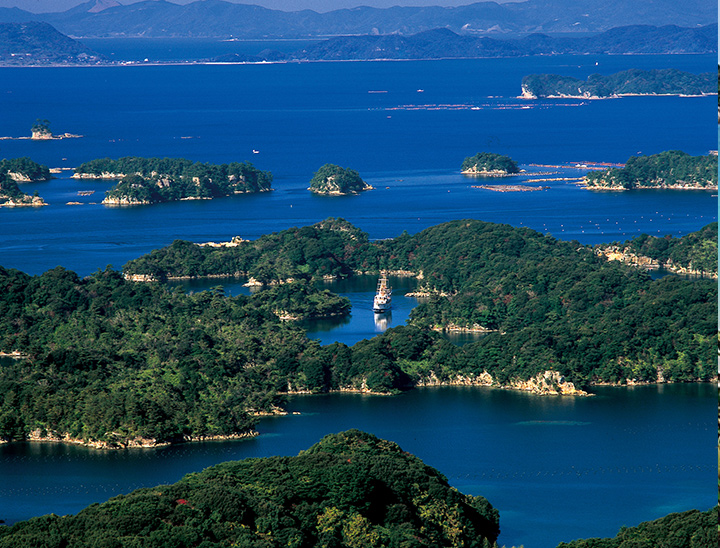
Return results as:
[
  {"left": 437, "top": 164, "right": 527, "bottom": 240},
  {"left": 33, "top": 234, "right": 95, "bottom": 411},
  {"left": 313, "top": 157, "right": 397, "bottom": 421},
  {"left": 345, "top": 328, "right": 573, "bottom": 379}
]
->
[{"left": 373, "top": 273, "right": 392, "bottom": 313}]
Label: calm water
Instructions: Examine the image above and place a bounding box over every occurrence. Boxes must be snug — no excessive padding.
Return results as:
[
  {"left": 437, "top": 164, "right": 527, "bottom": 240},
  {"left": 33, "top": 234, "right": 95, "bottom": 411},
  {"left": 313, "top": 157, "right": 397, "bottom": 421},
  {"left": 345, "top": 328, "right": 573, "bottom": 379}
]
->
[
  {"left": 0, "top": 54, "right": 716, "bottom": 276},
  {"left": 0, "top": 54, "right": 717, "bottom": 546},
  {"left": 0, "top": 384, "right": 715, "bottom": 548}
]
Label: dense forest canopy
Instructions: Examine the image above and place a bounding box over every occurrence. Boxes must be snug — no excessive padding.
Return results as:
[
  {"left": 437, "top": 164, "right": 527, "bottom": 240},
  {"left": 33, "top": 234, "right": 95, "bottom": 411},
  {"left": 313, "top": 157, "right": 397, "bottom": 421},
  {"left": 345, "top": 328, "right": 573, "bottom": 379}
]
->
[
  {"left": 583, "top": 151, "right": 718, "bottom": 189},
  {"left": 0, "top": 218, "right": 714, "bottom": 446},
  {"left": 74, "top": 156, "right": 272, "bottom": 204},
  {"left": 461, "top": 152, "right": 519, "bottom": 175},
  {"left": 0, "top": 430, "right": 501, "bottom": 548},
  {"left": 521, "top": 68, "right": 716, "bottom": 98}
]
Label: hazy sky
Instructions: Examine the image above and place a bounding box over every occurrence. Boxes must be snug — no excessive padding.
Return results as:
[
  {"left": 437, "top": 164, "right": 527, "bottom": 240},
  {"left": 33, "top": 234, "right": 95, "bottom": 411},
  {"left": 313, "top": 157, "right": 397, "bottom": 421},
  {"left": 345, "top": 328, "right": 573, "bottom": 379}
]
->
[{"left": 1, "top": 0, "right": 508, "bottom": 13}]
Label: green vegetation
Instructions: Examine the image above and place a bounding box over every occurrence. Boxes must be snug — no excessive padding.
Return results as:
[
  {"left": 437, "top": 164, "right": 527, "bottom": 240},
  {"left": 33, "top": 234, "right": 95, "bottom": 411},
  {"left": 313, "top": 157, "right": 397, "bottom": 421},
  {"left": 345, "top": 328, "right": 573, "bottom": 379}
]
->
[
  {"left": 30, "top": 118, "right": 51, "bottom": 137},
  {"left": 128, "top": 218, "right": 716, "bottom": 387},
  {"left": 1, "top": 219, "right": 715, "bottom": 445},
  {"left": 522, "top": 68, "right": 716, "bottom": 98},
  {"left": 0, "top": 266, "right": 350, "bottom": 445},
  {"left": 461, "top": 152, "right": 519, "bottom": 175},
  {"left": 250, "top": 279, "right": 351, "bottom": 319},
  {"left": 0, "top": 161, "right": 47, "bottom": 205},
  {"left": 74, "top": 157, "right": 272, "bottom": 204},
  {"left": 308, "top": 164, "right": 371, "bottom": 195},
  {"left": 0, "top": 173, "right": 25, "bottom": 203},
  {"left": 0, "top": 157, "right": 50, "bottom": 182},
  {"left": 557, "top": 506, "right": 717, "bottom": 548},
  {"left": 597, "top": 223, "right": 718, "bottom": 276},
  {"left": 584, "top": 151, "right": 718, "bottom": 189},
  {"left": 124, "top": 218, "right": 369, "bottom": 282},
  {"left": 0, "top": 430, "right": 500, "bottom": 548}
]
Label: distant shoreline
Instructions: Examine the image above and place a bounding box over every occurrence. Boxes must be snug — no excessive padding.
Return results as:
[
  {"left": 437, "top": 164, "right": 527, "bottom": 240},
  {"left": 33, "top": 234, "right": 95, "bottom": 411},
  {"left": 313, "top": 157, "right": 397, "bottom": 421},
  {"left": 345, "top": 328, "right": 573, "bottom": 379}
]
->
[{"left": 0, "top": 51, "right": 714, "bottom": 70}]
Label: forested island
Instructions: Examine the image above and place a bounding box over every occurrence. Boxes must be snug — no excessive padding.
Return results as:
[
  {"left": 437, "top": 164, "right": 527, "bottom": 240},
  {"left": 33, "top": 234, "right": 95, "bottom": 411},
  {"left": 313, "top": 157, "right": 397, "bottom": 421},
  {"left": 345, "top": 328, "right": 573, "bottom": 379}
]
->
[
  {"left": 308, "top": 164, "right": 372, "bottom": 195},
  {"left": 0, "top": 218, "right": 715, "bottom": 448},
  {"left": 73, "top": 157, "right": 273, "bottom": 205},
  {"left": 521, "top": 68, "right": 716, "bottom": 99},
  {"left": 583, "top": 151, "right": 718, "bottom": 189},
  {"left": 0, "top": 430, "right": 501, "bottom": 548},
  {"left": 596, "top": 222, "right": 717, "bottom": 278},
  {"left": 0, "top": 157, "right": 49, "bottom": 207},
  {"left": 461, "top": 152, "right": 519, "bottom": 176}
]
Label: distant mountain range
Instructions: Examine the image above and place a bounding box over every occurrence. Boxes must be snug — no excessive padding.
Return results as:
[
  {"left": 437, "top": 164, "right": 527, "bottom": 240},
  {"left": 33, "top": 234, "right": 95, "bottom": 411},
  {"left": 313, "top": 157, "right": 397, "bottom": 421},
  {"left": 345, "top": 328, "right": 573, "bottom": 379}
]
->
[
  {"left": 287, "top": 24, "right": 718, "bottom": 60},
  {"left": 0, "top": 21, "right": 715, "bottom": 65},
  {"left": 0, "top": 0, "right": 716, "bottom": 39}
]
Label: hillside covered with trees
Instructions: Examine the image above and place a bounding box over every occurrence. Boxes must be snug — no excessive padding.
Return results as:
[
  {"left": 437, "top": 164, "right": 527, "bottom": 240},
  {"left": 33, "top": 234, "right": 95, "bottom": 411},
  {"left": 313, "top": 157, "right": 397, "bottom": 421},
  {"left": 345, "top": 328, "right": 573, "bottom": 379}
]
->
[
  {"left": 583, "top": 151, "right": 718, "bottom": 189},
  {"left": 73, "top": 157, "right": 272, "bottom": 204},
  {"left": 521, "top": 68, "right": 716, "bottom": 98},
  {"left": 0, "top": 430, "right": 501, "bottom": 548}
]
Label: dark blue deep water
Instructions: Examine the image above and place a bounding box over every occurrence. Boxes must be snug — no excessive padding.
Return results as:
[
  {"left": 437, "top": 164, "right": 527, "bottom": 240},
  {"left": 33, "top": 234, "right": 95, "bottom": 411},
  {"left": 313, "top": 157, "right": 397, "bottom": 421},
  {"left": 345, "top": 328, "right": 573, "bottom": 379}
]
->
[{"left": 0, "top": 53, "right": 717, "bottom": 547}]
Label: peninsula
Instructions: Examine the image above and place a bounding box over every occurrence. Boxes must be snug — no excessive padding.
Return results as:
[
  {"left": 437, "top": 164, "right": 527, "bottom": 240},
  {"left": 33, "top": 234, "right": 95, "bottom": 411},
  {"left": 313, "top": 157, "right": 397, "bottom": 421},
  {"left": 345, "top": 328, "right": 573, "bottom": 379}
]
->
[
  {"left": 582, "top": 150, "right": 718, "bottom": 190},
  {"left": 72, "top": 156, "right": 273, "bottom": 205},
  {"left": 461, "top": 152, "right": 519, "bottom": 176},
  {"left": 521, "top": 68, "right": 716, "bottom": 99},
  {"left": 308, "top": 164, "right": 371, "bottom": 195}
]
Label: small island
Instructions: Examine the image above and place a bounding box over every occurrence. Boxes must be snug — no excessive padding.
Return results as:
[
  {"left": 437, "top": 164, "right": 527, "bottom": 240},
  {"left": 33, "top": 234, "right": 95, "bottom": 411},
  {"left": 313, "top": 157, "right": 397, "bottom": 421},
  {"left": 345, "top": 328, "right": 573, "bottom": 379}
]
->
[
  {"left": 521, "top": 68, "right": 716, "bottom": 99},
  {"left": 73, "top": 156, "right": 273, "bottom": 205},
  {"left": 583, "top": 150, "right": 718, "bottom": 190},
  {"left": 461, "top": 152, "right": 519, "bottom": 176},
  {"left": 0, "top": 157, "right": 50, "bottom": 207},
  {"left": 308, "top": 164, "right": 372, "bottom": 195},
  {"left": 30, "top": 119, "right": 52, "bottom": 140}
]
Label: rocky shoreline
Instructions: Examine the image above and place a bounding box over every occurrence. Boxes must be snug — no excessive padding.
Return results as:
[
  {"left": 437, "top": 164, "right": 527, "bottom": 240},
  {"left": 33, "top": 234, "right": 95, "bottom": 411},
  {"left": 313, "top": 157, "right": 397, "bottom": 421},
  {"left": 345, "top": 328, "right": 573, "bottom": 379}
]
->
[
  {"left": 0, "top": 429, "right": 259, "bottom": 450},
  {"left": 414, "top": 370, "right": 589, "bottom": 396}
]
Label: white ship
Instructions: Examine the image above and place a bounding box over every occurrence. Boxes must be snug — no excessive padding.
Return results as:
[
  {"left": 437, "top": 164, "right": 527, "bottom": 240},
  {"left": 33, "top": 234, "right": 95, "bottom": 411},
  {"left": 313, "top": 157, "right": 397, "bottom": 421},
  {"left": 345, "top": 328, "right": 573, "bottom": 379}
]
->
[{"left": 373, "top": 273, "right": 392, "bottom": 312}]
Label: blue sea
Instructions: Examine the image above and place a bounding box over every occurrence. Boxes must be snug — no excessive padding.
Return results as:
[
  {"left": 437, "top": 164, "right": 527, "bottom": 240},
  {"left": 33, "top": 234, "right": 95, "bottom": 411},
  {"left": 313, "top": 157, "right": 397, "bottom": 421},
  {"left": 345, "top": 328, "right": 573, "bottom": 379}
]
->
[{"left": 0, "top": 51, "right": 717, "bottom": 547}]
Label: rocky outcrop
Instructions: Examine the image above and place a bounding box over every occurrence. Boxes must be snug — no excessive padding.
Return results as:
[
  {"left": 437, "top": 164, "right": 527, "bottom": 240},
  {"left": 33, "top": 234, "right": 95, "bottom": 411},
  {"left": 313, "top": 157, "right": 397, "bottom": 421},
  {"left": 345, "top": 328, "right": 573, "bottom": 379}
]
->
[
  {"left": 198, "top": 236, "right": 247, "bottom": 247},
  {"left": 72, "top": 171, "right": 126, "bottom": 179},
  {"left": 595, "top": 247, "right": 717, "bottom": 279},
  {"left": 102, "top": 196, "right": 151, "bottom": 205},
  {"left": 508, "top": 370, "right": 588, "bottom": 396},
  {"left": 460, "top": 167, "right": 514, "bottom": 177},
  {"left": 414, "top": 369, "right": 588, "bottom": 396},
  {"left": 432, "top": 323, "right": 497, "bottom": 333},
  {"left": 0, "top": 195, "right": 46, "bottom": 207},
  {"left": 123, "top": 273, "right": 159, "bottom": 282}
]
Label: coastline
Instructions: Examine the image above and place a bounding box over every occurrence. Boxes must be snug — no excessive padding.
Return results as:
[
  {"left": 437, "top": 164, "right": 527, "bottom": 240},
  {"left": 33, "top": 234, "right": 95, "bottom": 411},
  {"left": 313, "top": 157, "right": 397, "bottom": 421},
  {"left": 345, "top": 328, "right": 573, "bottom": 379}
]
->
[
  {"left": 0, "top": 429, "right": 259, "bottom": 451},
  {"left": 0, "top": 51, "right": 716, "bottom": 70},
  {"left": 4, "top": 376, "right": 715, "bottom": 450}
]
